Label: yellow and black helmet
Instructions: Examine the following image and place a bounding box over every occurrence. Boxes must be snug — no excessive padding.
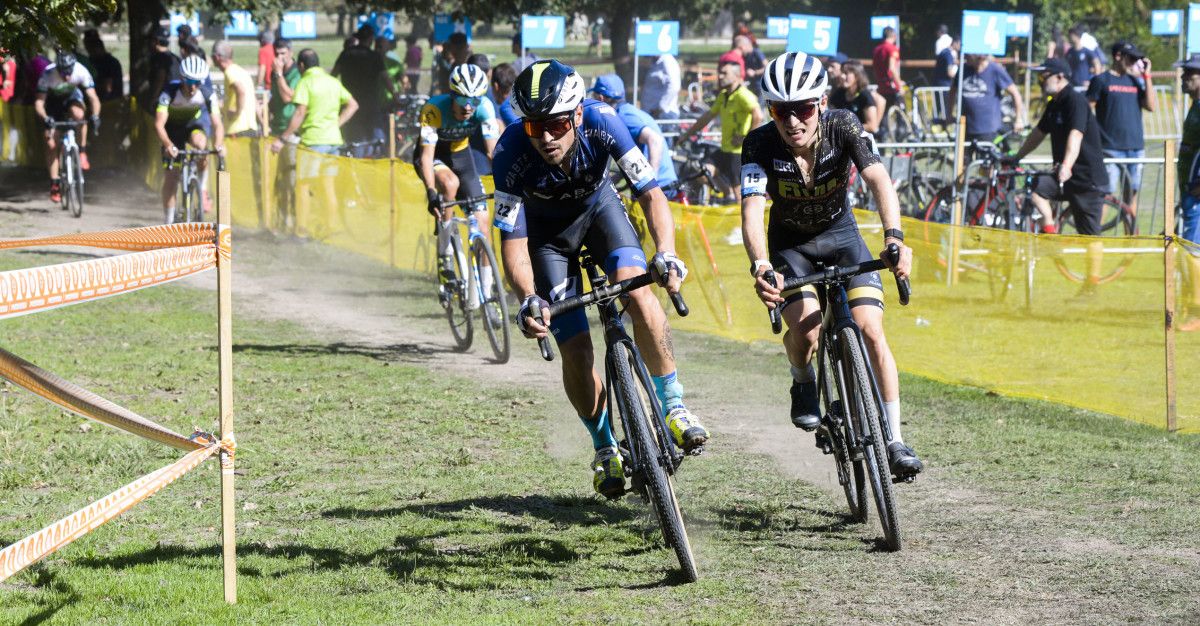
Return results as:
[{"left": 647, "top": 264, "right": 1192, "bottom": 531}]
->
[{"left": 511, "top": 60, "right": 585, "bottom": 121}]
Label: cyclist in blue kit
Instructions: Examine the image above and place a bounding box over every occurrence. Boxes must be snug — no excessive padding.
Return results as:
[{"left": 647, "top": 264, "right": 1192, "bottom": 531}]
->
[{"left": 492, "top": 60, "right": 709, "bottom": 499}]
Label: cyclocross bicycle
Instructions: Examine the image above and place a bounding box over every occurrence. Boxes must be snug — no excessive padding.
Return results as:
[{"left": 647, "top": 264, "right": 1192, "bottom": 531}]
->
[
  {"left": 763, "top": 245, "right": 912, "bottom": 551},
  {"left": 533, "top": 254, "right": 698, "bottom": 581},
  {"left": 435, "top": 194, "right": 510, "bottom": 362},
  {"left": 165, "top": 149, "right": 223, "bottom": 224},
  {"left": 50, "top": 119, "right": 86, "bottom": 218}
]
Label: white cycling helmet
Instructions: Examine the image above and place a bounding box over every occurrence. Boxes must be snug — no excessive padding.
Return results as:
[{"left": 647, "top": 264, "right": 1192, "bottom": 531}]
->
[
  {"left": 449, "top": 63, "right": 489, "bottom": 98},
  {"left": 761, "top": 52, "right": 828, "bottom": 102},
  {"left": 180, "top": 56, "right": 209, "bottom": 82}
]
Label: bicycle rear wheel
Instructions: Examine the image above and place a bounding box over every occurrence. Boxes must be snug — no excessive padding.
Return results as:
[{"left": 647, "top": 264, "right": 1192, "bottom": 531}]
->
[
  {"left": 444, "top": 228, "right": 473, "bottom": 351},
  {"left": 612, "top": 342, "right": 698, "bottom": 582},
  {"left": 66, "top": 147, "right": 83, "bottom": 218},
  {"left": 838, "top": 326, "right": 901, "bottom": 551},
  {"left": 472, "top": 237, "right": 510, "bottom": 363}
]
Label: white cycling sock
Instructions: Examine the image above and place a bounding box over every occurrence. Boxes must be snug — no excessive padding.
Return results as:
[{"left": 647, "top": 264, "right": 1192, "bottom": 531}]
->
[
  {"left": 884, "top": 401, "right": 902, "bottom": 445},
  {"left": 480, "top": 269, "right": 494, "bottom": 296},
  {"left": 791, "top": 364, "right": 816, "bottom": 383}
]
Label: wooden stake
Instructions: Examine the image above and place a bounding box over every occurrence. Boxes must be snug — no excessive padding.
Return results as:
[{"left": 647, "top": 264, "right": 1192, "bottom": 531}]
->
[
  {"left": 1163, "top": 140, "right": 1178, "bottom": 432},
  {"left": 215, "top": 167, "right": 237, "bottom": 603},
  {"left": 949, "top": 116, "right": 967, "bottom": 286},
  {"left": 389, "top": 113, "right": 397, "bottom": 268}
]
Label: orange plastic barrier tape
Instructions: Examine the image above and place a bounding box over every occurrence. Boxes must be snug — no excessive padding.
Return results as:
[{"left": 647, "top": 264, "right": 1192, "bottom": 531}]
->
[
  {"left": 0, "top": 444, "right": 217, "bottom": 582},
  {"left": 0, "top": 345, "right": 206, "bottom": 451},
  {"left": 0, "top": 244, "right": 216, "bottom": 319},
  {"left": 0, "top": 223, "right": 218, "bottom": 251}
]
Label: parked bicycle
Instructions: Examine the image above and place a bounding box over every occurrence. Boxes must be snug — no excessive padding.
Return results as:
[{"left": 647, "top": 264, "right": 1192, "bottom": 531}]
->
[
  {"left": 762, "top": 244, "right": 912, "bottom": 551},
  {"left": 165, "top": 149, "right": 223, "bottom": 224},
  {"left": 50, "top": 119, "right": 86, "bottom": 218},
  {"left": 532, "top": 251, "right": 698, "bottom": 581},
  {"left": 672, "top": 138, "right": 728, "bottom": 206},
  {"left": 435, "top": 194, "right": 509, "bottom": 362}
]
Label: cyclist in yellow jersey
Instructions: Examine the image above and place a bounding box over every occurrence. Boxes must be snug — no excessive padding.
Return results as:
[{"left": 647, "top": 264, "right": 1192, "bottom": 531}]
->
[{"left": 682, "top": 60, "right": 763, "bottom": 203}]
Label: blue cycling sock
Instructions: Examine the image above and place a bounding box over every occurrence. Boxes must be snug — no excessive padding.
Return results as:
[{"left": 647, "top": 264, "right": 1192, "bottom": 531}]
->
[
  {"left": 580, "top": 408, "right": 617, "bottom": 451},
  {"left": 652, "top": 371, "right": 685, "bottom": 412}
]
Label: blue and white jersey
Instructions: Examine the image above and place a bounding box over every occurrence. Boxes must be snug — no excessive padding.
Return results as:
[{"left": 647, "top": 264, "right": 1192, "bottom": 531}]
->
[{"left": 491, "top": 99, "right": 658, "bottom": 239}]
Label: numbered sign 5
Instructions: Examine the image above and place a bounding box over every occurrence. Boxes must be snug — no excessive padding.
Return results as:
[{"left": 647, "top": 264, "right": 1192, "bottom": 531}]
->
[
  {"left": 961, "top": 10, "right": 1008, "bottom": 56},
  {"left": 224, "top": 11, "right": 258, "bottom": 38},
  {"left": 766, "top": 16, "right": 790, "bottom": 39},
  {"left": 636, "top": 21, "right": 679, "bottom": 57},
  {"left": 280, "top": 12, "right": 317, "bottom": 40},
  {"left": 870, "top": 16, "right": 899, "bottom": 40},
  {"left": 169, "top": 12, "right": 202, "bottom": 37},
  {"left": 786, "top": 14, "right": 841, "bottom": 55},
  {"left": 522, "top": 16, "right": 566, "bottom": 49},
  {"left": 1152, "top": 9, "right": 1184, "bottom": 36},
  {"left": 1006, "top": 13, "right": 1032, "bottom": 39}
]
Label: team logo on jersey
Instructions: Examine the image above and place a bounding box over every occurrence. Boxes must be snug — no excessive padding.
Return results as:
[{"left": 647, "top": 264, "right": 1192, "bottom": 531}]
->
[
  {"left": 773, "top": 159, "right": 796, "bottom": 173},
  {"left": 777, "top": 177, "right": 839, "bottom": 200}
]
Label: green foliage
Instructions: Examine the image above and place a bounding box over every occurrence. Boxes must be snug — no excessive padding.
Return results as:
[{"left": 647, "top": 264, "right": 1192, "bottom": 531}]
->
[{"left": 0, "top": 0, "right": 117, "bottom": 54}]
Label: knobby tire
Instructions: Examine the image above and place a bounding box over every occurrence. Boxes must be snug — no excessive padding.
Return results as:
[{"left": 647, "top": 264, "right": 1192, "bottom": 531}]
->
[
  {"left": 472, "top": 237, "right": 510, "bottom": 363},
  {"left": 444, "top": 228, "right": 473, "bottom": 351}
]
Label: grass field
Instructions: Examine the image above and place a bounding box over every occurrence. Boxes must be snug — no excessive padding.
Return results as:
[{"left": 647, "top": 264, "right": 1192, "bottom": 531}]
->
[{"left": 1, "top": 243, "right": 1199, "bottom": 624}]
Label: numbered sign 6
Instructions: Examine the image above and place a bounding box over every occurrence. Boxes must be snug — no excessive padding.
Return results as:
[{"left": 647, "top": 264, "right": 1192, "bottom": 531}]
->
[
  {"left": 636, "top": 21, "right": 679, "bottom": 57},
  {"left": 961, "top": 10, "right": 1007, "bottom": 56},
  {"left": 786, "top": 14, "right": 840, "bottom": 55},
  {"left": 870, "top": 16, "right": 899, "bottom": 40},
  {"left": 522, "top": 15, "right": 566, "bottom": 49}
]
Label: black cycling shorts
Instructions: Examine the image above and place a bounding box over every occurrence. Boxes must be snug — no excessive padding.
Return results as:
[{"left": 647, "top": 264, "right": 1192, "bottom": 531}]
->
[
  {"left": 164, "top": 116, "right": 213, "bottom": 153},
  {"left": 770, "top": 214, "right": 884, "bottom": 310},
  {"left": 1034, "top": 176, "right": 1104, "bottom": 236},
  {"left": 45, "top": 89, "right": 85, "bottom": 120},
  {"left": 411, "top": 143, "right": 485, "bottom": 212},
  {"left": 529, "top": 190, "right": 647, "bottom": 344}
]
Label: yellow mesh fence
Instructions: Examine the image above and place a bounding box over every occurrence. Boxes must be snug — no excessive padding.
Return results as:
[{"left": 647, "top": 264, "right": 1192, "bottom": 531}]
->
[{"left": 2, "top": 98, "right": 1195, "bottom": 431}]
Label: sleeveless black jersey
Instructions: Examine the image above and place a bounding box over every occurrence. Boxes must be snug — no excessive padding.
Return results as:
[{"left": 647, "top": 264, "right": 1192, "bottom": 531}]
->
[{"left": 740, "top": 108, "right": 881, "bottom": 235}]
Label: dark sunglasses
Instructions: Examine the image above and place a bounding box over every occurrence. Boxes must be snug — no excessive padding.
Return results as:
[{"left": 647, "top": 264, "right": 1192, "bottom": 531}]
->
[
  {"left": 769, "top": 100, "right": 819, "bottom": 122},
  {"left": 522, "top": 114, "right": 573, "bottom": 139},
  {"left": 454, "top": 95, "right": 482, "bottom": 108},
  {"left": 184, "top": 78, "right": 203, "bottom": 86}
]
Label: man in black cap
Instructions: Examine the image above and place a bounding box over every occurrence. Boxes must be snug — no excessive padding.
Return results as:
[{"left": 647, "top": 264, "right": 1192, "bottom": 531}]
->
[
  {"left": 146, "top": 27, "right": 181, "bottom": 106},
  {"left": 1008, "top": 57, "right": 1109, "bottom": 292},
  {"left": 1175, "top": 54, "right": 1200, "bottom": 330},
  {"left": 1087, "top": 41, "right": 1157, "bottom": 221}
]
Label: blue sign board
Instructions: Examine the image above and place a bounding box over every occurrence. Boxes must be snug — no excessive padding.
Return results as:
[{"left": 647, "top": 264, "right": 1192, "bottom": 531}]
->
[
  {"left": 870, "top": 16, "right": 899, "bottom": 40},
  {"left": 280, "top": 11, "right": 317, "bottom": 39},
  {"left": 224, "top": 11, "right": 258, "bottom": 37},
  {"left": 356, "top": 12, "right": 396, "bottom": 40},
  {"left": 434, "top": 14, "right": 473, "bottom": 43},
  {"left": 1152, "top": 10, "right": 1184, "bottom": 36},
  {"left": 766, "top": 16, "right": 790, "bottom": 39},
  {"left": 521, "top": 16, "right": 566, "bottom": 49},
  {"left": 961, "top": 10, "right": 1007, "bottom": 56},
  {"left": 1006, "top": 13, "right": 1032, "bottom": 38},
  {"left": 1191, "top": 5, "right": 1200, "bottom": 52},
  {"left": 169, "top": 12, "right": 201, "bottom": 36},
  {"left": 636, "top": 21, "right": 679, "bottom": 56},
  {"left": 786, "top": 14, "right": 840, "bottom": 55}
]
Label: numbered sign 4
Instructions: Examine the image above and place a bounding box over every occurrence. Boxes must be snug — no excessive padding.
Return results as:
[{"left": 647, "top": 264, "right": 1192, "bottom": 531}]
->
[{"left": 961, "top": 10, "right": 1008, "bottom": 56}]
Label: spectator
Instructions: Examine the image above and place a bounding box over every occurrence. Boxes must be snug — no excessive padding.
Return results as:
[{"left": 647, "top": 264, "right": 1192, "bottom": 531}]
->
[
  {"left": 377, "top": 37, "right": 406, "bottom": 104},
  {"left": 256, "top": 31, "right": 275, "bottom": 90},
  {"left": 146, "top": 28, "right": 180, "bottom": 110},
  {"left": 822, "top": 52, "right": 849, "bottom": 87},
  {"left": 510, "top": 33, "right": 538, "bottom": 74},
  {"left": 82, "top": 29, "right": 122, "bottom": 101},
  {"left": 404, "top": 34, "right": 423, "bottom": 95},
  {"left": 212, "top": 41, "right": 257, "bottom": 138},
  {"left": 434, "top": 32, "right": 471, "bottom": 94},
  {"left": 1175, "top": 54, "right": 1200, "bottom": 330},
  {"left": 831, "top": 61, "right": 882, "bottom": 134},
  {"left": 935, "top": 24, "right": 951, "bottom": 56},
  {"left": 467, "top": 53, "right": 496, "bottom": 175},
  {"left": 588, "top": 17, "right": 604, "bottom": 58},
  {"left": 718, "top": 38, "right": 746, "bottom": 83},
  {"left": 1066, "top": 26, "right": 1103, "bottom": 88},
  {"left": 872, "top": 26, "right": 903, "bottom": 112},
  {"left": 1047, "top": 26, "right": 1067, "bottom": 59},
  {"left": 589, "top": 73, "right": 679, "bottom": 197},
  {"left": 640, "top": 52, "right": 681, "bottom": 121},
  {"left": 267, "top": 38, "right": 302, "bottom": 234},
  {"left": 1009, "top": 58, "right": 1109, "bottom": 290},
  {"left": 490, "top": 62, "right": 519, "bottom": 129},
  {"left": 739, "top": 36, "right": 767, "bottom": 96},
  {"left": 680, "top": 60, "right": 763, "bottom": 204},
  {"left": 948, "top": 54, "right": 1025, "bottom": 142},
  {"left": 934, "top": 37, "right": 959, "bottom": 88},
  {"left": 0, "top": 49, "right": 14, "bottom": 103},
  {"left": 332, "top": 25, "right": 388, "bottom": 156},
  {"left": 1087, "top": 41, "right": 1156, "bottom": 222}
]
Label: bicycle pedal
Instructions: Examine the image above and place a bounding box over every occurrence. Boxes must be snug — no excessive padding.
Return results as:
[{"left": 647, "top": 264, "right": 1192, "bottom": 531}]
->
[
  {"left": 891, "top": 474, "right": 917, "bottom": 485},
  {"left": 685, "top": 444, "right": 705, "bottom": 457}
]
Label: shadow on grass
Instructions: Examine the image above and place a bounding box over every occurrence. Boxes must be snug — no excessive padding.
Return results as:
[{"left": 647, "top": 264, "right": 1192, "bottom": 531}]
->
[
  {"left": 4, "top": 565, "right": 81, "bottom": 626},
  {"left": 323, "top": 493, "right": 642, "bottom": 527},
  {"left": 711, "top": 502, "right": 861, "bottom": 536},
  {"left": 232, "top": 341, "right": 448, "bottom": 362}
]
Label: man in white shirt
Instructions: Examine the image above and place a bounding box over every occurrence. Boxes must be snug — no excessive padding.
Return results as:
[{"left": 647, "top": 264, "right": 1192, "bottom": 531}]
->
[
  {"left": 934, "top": 24, "right": 951, "bottom": 55},
  {"left": 640, "top": 53, "right": 681, "bottom": 121}
]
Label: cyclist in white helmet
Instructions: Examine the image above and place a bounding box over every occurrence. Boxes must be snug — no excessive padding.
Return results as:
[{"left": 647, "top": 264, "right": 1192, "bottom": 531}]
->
[
  {"left": 740, "top": 51, "right": 923, "bottom": 477},
  {"left": 153, "top": 55, "right": 225, "bottom": 220},
  {"left": 414, "top": 63, "right": 500, "bottom": 286}
]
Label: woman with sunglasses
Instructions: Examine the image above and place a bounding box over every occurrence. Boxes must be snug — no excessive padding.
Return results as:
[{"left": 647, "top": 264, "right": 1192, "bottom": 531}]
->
[
  {"left": 492, "top": 59, "right": 709, "bottom": 499},
  {"left": 154, "top": 55, "right": 225, "bottom": 222},
  {"left": 414, "top": 63, "right": 500, "bottom": 287},
  {"left": 741, "top": 52, "right": 923, "bottom": 479}
]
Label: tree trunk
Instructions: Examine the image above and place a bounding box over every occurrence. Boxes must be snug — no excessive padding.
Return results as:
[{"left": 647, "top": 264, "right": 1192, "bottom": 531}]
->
[
  {"left": 609, "top": 9, "right": 633, "bottom": 86},
  {"left": 127, "top": 0, "right": 167, "bottom": 107}
]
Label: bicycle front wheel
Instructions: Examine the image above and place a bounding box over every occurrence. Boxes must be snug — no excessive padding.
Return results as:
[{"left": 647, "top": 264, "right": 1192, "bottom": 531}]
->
[
  {"left": 821, "top": 344, "right": 867, "bottom": 523},
  {"left": 612, "top": 342, "right": 698, "bottom": 582},
  {"left": 67, "top": 147, "right": 84, "bottom": 218},
  {"left": 472, "top": 236, "right": 510, "bottom": 363},
  {"left": 186, "top": 177, "right": 202, "bottom": 223},
  {"left": 444, "top": 228, "right": 473, "bottom": 351},
  {"left": 839, "top": 326, "right": 901, "bottom": 551}
]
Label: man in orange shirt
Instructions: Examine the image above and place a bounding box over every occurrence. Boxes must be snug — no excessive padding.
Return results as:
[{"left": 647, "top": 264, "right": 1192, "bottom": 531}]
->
[{"left": 872, "top": 26, "right": 903, "bottom": 112}]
